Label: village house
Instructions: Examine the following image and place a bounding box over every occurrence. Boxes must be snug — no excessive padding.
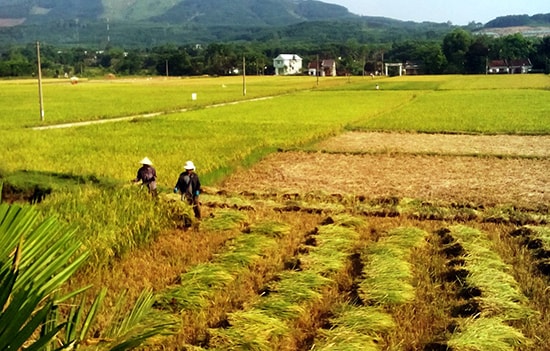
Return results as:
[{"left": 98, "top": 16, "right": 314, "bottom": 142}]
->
[
  {"left": 404, "top": 61, "right": 423, "bottom": 75},
  {"left": 508, "top": 59, "right": 533, "bottom": 74},
  {"left": 273, "top": 54, "right": 303, "bottom": 75},
  {"left": 487, "top": 60, "right": 509, "bottom": 74},
  {"left": 487, "top": 59, "right": 532, "bottom": 74},
  {"left": 307, "top": 59, "right": 337, "bottom": 77}
]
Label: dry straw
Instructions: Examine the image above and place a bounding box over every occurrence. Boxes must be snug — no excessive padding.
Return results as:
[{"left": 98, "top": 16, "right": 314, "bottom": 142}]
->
[
  {"left": 158, "top": 220, "right": 289, "bottom": 312},
  {"left": 327, "top": 303, "right": 396, "bottom": 334},
  {"left": 201, "top": 209, "right": 248, "bottom": 231},
  {"left": 451, "top": 225, "right": 535, "bottom": 321},
  {"left": 159, "top": 263, "right": 235, "bottom": 311},
  {"left": 301, "top": 225, "right": 360, "bottom": 274},
  {"left": 313, "top": 288, "right": 395, "bottom": 350},
  {"left": 359, "top": 227, "right": 428, "bottom": 306},
  {"left": 211, "top": 216, "right": 364, "bottom": 348},
  {"left": 447, "top": 317, "right": 530, "bottom": 351},
  {"left": 209, "top": 310, "right": 289, "bottom": 350}
]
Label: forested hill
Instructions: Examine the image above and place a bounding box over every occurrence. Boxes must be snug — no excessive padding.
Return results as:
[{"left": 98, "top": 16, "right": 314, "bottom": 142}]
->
[
  {"left": 0, "top": 0, "right": 355, "bottom": 26},
  {"left": 485, "top": 13, "right": 550, "bottom": 28},
  {"left": 0, "top": 0, "right": 455, "bottom": 47},
  {"left": 1, "top": 0, "right": 547, "bottom": 48}
]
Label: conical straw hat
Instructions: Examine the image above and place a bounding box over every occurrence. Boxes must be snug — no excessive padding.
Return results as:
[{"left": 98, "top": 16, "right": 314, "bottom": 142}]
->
[{"left": 139, "top": 157, "right": 153, "bottom": 165}]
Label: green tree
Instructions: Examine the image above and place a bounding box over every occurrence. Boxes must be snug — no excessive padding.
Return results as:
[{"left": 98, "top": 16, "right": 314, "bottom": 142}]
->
[
  {"left": 535, "top": 36, "right": 550, "bottom": 73},
  {"left": 388, "top": 41, "right": 418, "bottom": 63},
  {"left": 204, "top": 43, "right": 239, "bottom": 75},
  {"left": 416, "top": 42, "right": 447, "bottom": 74},
  {"left": 442, "top": 29, "right": 472, "bottom": 73},
  {"left": 465, "top": 36, "right": 490, "bottom": 74},
  {"left": 498, "top": 33, "right": 534, "bottom": 60},
  {"left": 388, "top": 40, "right": 446, "bottom": 74},
  {"left": 117, "top": 50, "right": 145, "bottom": 75},
  {"left": 0, "top": 46, "right": 34, "bottom": 76}
]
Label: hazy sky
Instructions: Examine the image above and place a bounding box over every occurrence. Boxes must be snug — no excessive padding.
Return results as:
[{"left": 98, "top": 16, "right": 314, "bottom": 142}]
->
[{"left": 325, "top": 0, "right": 549, "bottom": 25}]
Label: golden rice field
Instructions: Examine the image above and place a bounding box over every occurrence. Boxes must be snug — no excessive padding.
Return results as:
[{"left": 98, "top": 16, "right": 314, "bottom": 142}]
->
[{"left": 1, "top": 74, "right": 550, "bottom": 350}]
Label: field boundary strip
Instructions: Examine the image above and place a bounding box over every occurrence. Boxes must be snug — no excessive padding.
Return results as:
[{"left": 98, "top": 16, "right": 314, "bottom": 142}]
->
[{"left": 31, "top": 96, "right": 274, "bottom": 131}]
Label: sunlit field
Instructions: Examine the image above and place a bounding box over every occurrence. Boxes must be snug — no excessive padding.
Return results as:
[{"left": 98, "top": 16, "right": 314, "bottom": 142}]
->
[
  {"left": 2, "top": 73, "right": 550, "bottom": 350},
  {"left": 0, "top": 75, "right": 351, "bottom": 128}
]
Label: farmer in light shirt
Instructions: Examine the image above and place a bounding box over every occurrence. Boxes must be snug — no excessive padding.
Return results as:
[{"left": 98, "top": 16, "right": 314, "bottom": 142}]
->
[{"left": 174, "top": 160, "right": 202, "bottom": 228}]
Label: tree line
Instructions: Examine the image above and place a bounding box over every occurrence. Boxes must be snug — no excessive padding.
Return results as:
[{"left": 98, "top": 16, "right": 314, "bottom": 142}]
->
[{"left": 1, "top": 29, "right": 549, "bottom": 78}]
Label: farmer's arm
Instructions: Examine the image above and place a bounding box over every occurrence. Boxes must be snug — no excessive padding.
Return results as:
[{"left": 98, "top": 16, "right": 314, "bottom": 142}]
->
[
  {"left": 174, "top": 174, "right": 182, "bottom": 193},
  {"left": 133, "top": 168, "right": 142, "bottom": 183}
]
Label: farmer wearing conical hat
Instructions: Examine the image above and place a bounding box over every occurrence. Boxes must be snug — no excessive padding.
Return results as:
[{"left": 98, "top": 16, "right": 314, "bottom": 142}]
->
[
  {"left": 174, "top": 160, "right": 202, "bottom": 228},
  {"left": 133, "top": 157, "right": 157, "bottom": 197}
]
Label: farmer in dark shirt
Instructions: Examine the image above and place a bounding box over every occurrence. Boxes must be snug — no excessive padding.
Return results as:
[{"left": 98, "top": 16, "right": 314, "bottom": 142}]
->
[
  {"left": 174, "top": 160, "right": 201, "bottom": 227},
  {"left": 133, "top": 157, "right": 157, "bottom": 197}
]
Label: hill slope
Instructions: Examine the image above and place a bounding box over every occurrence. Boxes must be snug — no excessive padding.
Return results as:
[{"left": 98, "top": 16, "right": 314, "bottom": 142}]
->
[
  {"left": 0, "top": 0, "right": 355, "bottom": 25},
  {"left": 0, "top": 0, "right": 457, "bottom": 47},
  {"left": 0, "top": 0, "right": 548, "bottom": 48},
  {"left": 484, "top": 13, "right": 550, "bottom": 28}
]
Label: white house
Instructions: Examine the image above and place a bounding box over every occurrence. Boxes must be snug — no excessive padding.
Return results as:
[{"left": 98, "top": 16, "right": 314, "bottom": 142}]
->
[{"left": 273, "top": 54, "right": 303, "bottom": 75}]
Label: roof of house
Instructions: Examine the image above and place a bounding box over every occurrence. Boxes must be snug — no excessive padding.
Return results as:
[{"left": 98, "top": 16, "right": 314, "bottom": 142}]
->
[
  {"left": 307, "top": 59, "right": 336, "bottom": 69},
  {"left": 488, "top": 60, "right": 508, "bottom": 67},
  {"left": 274, "top": 54, "right": 302, "bottom": 61},
  {"left": 508, "top": 58, "right": 532, "bottom": 67},
  {"left": 488, "top": 59, "right": 532, "bottom": 67}
]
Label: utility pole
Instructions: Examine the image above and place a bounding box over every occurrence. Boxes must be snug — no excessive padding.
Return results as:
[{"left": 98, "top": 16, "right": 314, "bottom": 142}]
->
[
  {"left": 37, "top": 41, "right": 44, "bottom": 121},
  {"left": 106, "top": 18, "right": 110, "bottom": 45},
  {"left": 242, "top": 55, "right": 246, "bottom": 96},
  {"left": 316, "top": 54, "right": 319, "bottom": 86}
]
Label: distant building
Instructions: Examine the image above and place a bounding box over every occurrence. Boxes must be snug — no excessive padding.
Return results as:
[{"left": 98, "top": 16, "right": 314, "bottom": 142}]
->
[
  {"left": 508, "top": 59, "right": 533, "bottom": 74},
  {"left": 404, "top": 61, "right": 423, "bottom": 75},
  {"left": 307, "top": 59, "right": 337, "bottom": 77},
  {"left": 487, "top": 60, "right": 509, "bottom": 74},
  {"left": 488, "top": 59, "right": 532, "bottom": 74},
  {"left": 273, "top": 54, "right": 303, "bottom": 75}
]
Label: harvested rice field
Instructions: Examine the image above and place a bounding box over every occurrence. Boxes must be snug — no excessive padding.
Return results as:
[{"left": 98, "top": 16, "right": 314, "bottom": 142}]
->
[
  {"left": 92, "top": 131, "right": 550, "bottom": 350},
  {"left": 221, "top": 132, "right": 550, "bottom": 209}
]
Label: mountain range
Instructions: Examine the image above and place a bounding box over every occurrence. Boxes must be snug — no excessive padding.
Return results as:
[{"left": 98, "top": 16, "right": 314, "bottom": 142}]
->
[
  {"left": 0, "top": 0, "right": 548, "bottom": 48},
  {"left": 0, "top": 0, "right": 355, "bottom": 27}
]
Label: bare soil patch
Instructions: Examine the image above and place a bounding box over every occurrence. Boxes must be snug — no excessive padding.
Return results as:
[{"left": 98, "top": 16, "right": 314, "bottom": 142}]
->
[
  {"left": 222, "top": 133, "right": 550, "bottom": 208},
  {"left": 315, "top": 132, "right": 550, "bottom": 157},
  {"left": 0, "top": 18, "right": 25, "bottom": 27}
]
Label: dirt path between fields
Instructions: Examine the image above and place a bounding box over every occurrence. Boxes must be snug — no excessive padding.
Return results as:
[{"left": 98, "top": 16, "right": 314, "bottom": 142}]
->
[
  {"left": 31, "top": 96, "right": 274, "bottom": 130},
  {"left": 221, "top": 132, "right": 550, "bottom": 208}
]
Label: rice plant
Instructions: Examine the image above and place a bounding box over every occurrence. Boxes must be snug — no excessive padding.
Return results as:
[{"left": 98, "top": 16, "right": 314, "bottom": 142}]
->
[
  {"left": 201, "top": 209, "right": 248, "bottom": 231},
  {"left": 359, "top": 227, "right": 428, "bottom": 306},
  {"left": 209, "top": 310, "right": 290, "bottom": 351},
  {"left": 451, "top": 225, "right": 535, "bottom": 321},
  {"left": 448, "top": 317, "right": 530, "bottom": 351}
]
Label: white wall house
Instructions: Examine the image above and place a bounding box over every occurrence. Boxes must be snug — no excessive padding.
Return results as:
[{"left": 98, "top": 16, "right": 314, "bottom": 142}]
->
[{"left": 273, "top": 54, "right": 302, "bottom": 75}]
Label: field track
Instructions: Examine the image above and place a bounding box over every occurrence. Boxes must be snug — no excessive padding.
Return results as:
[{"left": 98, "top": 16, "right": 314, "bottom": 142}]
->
[
  {"left": 221, "top": 132, "right": 550, "bottom": 208},
  {"left": 31, "top": 96, "right": 274, "bottom": 130}
]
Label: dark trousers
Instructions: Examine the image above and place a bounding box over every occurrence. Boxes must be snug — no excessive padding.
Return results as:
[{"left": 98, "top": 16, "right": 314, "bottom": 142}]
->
[{"left": 183, "top": 195, "right": 201, "bottom": 227}]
